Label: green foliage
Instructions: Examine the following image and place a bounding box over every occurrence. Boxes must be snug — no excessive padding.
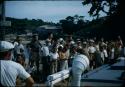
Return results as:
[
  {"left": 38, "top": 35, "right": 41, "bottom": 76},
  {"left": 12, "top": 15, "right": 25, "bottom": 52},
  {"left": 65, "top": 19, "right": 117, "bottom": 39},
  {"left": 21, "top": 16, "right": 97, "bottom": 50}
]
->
[
  {"left": 82, "top": 0, "right": 120, "bottom": 18},
  {"left": 81, "top": 0, "right": 124, "bottom": 40},
  {"left": 59, "top": 15, "right": 86, "bottom": 34},
  {"left": 5, "top": 17, "right": 56, "bottom": 34}
]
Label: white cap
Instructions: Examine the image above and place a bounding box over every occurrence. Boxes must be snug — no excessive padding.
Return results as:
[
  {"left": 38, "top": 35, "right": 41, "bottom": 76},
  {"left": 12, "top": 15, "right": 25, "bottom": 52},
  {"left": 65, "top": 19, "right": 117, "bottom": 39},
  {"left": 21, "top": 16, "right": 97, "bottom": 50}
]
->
[
  {"left": 83, "top": 41, "right": 87, "bottom": 44},
  {"left": 59, "top": 38, "right": 63, "bottom": 41},
  {"left": 58, "top": 38, "right": 63, "bottom": 42},
  {"left": 89, "top": 39, "right": 94, "bottom": 43},
  {"left": 0, "top": 41, "right": 14, "bottom": 52},
  {"left": 70, "top": 41, "right": 75, "bottom": 45},
  {"left": 58, "top": 44, "right": 63, "bottom": 48}
]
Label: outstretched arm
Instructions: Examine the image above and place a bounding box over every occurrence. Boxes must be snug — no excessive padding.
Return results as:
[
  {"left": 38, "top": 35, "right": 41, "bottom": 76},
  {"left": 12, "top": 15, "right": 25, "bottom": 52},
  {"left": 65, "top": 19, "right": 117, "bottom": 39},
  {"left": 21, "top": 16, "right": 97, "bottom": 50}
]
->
[{"left": 25, "top": 76, "right": 34, "bottom": 87}]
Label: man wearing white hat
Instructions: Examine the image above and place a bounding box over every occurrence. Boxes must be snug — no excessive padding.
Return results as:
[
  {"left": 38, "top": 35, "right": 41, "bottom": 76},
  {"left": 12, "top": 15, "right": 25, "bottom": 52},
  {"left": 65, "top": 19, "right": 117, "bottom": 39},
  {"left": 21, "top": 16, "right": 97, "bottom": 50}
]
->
[{"left": 0, "top": 41, "right": 34, "bottom": 87}]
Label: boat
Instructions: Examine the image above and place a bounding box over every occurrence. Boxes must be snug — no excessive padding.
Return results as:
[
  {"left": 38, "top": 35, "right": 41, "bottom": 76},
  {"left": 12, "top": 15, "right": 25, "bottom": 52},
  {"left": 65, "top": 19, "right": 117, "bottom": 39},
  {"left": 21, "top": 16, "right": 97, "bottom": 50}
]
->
[{"left": 81, "top": 57, "right": 125, "bottom": 87}]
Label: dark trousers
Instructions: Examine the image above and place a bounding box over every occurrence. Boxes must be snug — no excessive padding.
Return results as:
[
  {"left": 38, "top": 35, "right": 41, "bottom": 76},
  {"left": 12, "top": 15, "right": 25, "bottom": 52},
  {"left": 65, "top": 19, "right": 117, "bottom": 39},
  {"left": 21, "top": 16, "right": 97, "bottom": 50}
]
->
[
  {"left": 30, "top": 52, "right": 40, "bottom": 74},
  {"left": 50, "top": 60, "right": 57, "bottom": 74},
  {"left": 42, "top": 56, "right": 50, "bottom": 82}
]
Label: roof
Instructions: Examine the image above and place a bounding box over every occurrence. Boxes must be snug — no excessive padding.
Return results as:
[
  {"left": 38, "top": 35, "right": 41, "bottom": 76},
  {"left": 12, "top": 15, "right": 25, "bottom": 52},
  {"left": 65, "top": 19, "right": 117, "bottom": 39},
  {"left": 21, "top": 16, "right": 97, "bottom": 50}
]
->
[{"left": 38, "top": 25, "right": 61, "bottom": 30}]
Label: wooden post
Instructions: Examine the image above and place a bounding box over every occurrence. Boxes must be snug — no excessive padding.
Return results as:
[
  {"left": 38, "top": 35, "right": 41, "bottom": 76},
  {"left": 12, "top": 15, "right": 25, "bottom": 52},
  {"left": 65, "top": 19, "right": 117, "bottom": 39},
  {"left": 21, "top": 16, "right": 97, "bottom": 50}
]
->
[{"left": 0, "top": 1, "right": 5, "bottom": 40}]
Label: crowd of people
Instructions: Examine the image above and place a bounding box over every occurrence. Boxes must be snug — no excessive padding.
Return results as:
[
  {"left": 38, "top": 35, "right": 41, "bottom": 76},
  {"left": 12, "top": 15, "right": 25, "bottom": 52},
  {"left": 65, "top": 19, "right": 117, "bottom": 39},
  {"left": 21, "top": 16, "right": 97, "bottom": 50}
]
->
[{"left": 0, "top": 33, "right": 125, "bottom": 86}]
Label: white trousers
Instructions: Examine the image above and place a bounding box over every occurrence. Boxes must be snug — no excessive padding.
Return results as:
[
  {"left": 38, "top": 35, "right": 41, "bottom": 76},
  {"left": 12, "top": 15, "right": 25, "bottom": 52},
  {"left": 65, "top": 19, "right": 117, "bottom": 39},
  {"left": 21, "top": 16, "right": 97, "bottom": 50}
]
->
[{"left": 71, "top": 61, "right": 85, "bottom": 87}]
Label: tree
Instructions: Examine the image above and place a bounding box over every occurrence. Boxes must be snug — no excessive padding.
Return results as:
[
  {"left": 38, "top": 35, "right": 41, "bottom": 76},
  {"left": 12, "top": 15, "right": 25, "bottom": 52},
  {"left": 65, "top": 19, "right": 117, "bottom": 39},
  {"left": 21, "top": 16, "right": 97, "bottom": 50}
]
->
[
  {"left": 60, "top": 15, "right": 87, "bottom": 35},
  {"left": 82, "top": 0, "right": 121, "bottom": 17},
  {"left": 60, "top": 16, "right": 75, "bottom": 34},
  {"left": 82, "top": 0, "right": 124, "bottom": 40}
]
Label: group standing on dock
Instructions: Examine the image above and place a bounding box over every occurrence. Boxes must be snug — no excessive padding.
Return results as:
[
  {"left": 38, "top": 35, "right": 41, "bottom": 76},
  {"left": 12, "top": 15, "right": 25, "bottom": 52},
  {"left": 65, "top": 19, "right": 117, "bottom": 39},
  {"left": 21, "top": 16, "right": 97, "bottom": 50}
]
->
[{"left": 0, "top": 33, "right": 125, "bottom": 86}]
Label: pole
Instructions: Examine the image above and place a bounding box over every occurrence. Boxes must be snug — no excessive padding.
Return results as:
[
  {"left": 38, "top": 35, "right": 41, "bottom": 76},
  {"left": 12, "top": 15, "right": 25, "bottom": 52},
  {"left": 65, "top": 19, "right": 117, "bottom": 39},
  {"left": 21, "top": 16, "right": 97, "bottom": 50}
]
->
[{"left": 0, "top": 1, "right": 5, "bottom": 40}]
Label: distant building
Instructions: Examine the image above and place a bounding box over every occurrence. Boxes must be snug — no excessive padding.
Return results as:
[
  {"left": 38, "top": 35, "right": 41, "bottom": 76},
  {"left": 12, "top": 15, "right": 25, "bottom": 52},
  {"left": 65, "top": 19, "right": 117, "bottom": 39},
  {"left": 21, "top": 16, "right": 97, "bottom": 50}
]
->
[{"left": 34, "top": 25, "right": 62, "bottom": 39}]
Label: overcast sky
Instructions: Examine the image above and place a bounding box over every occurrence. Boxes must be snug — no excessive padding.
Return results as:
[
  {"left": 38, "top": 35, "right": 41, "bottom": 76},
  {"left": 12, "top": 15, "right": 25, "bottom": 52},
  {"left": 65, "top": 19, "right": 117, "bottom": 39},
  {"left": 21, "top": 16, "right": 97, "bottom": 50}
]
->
[{"left": 5, "top": 1, "right": 106, "bottom": 23}]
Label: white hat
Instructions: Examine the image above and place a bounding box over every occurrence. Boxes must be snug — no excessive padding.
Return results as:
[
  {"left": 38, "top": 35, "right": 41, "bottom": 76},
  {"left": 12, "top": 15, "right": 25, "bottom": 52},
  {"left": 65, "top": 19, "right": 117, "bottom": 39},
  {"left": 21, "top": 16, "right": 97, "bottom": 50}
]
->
[
  {"left": 83, "top": 41, "right": 87, "bottom": 44},
  {"left": 70, "top": 41, "right": 75, "bottom": 45},
  {"left": 59, "top": 38, "right": 63, "bottom": 41},
  {"left": 0, "top": 41, "right": 14, "bottom": 52},
  {"left": 89, "top": 39, "right": 94, "bottom": 43},
  {"left": 58, "top": 44, "right": 63, "bottom": 48}
]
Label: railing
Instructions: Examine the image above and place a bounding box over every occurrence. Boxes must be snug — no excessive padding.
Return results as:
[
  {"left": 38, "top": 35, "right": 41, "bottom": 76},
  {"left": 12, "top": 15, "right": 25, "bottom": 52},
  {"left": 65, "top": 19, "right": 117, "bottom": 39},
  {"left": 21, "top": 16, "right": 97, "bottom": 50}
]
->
[
  {"left": 46, "top": 68, "right": 71, "bottom": 87},
  {"left": 46, "top": 57, "right": 125, "bottom": 87}
]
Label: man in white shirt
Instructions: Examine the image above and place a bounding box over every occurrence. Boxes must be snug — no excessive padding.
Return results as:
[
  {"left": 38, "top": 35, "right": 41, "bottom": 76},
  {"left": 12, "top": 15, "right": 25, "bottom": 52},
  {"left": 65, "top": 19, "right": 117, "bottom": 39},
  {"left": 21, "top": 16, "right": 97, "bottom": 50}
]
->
[
  {"left": 0, "top": 41, "right": 34, "bottom": 87},
  {"left": 29, "top": 34, "right": 42, "bottom": 76},
  {"left": 41, "top": 41, "right": 50, "bottom": 82},
  {"left": 49, "top": 47, "right": 59, "bottom": 74},
  {"left": 14, "top": 38, "right": 25, "bottom": 61},
  {"left": 88, "top": 40, "right": 96, "bottom": 69}
]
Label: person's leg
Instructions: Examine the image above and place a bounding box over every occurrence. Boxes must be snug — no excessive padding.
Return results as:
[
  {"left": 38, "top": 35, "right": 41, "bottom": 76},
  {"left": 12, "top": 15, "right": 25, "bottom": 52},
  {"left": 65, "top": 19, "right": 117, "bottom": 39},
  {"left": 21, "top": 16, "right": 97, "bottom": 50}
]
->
[
  {"left": 30, "top": 58, "right": 34, "bottom": 68},
  {"left": 46, "top": 56, "right": 50, "bottom": 76},
  {"left": 30, "top": 53, "right": 35, "bottom": 67},
  {"left": 36, "top": 57, "right": 39, "bottom": 74},
  {"left": 42, "top": 56, "right": 47, "bottom": 82},
  {"left": 61, "top": 60, "right": 68, "bottom": 70},
  {"left": 71, "top": 67, "right": 83, "bottom": 87},
  {"left": 60, "top": 60, "right": 64, "bottom": 71},
  {"left": 65, "top": 60, "right": 68, "bottom": 69},
  {"left": 61, "top": 60, "right": 66, "bottom": 70},
  {"left": 50, "top": 61, "right": 54, "bottom": 74},
  {"left": 55, "top": 60, "right": 57, "bottom": 73}
]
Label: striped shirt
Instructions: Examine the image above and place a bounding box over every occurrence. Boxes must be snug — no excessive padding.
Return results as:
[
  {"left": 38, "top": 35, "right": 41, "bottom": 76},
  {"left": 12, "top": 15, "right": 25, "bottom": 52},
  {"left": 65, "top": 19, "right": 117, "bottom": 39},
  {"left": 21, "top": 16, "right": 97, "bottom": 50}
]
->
[{"left": 72, "top": 54, "right": 90, "bottom": 70}]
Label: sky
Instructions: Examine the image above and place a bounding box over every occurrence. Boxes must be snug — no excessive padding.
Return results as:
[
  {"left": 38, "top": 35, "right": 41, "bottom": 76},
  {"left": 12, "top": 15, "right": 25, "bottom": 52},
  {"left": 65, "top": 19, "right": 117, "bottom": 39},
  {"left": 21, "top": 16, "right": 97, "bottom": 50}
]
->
[{"left": 5, "top": 1, "right": 107, "bottom": 23}]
